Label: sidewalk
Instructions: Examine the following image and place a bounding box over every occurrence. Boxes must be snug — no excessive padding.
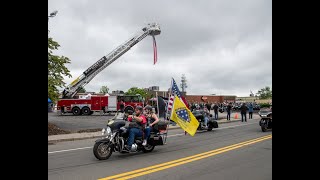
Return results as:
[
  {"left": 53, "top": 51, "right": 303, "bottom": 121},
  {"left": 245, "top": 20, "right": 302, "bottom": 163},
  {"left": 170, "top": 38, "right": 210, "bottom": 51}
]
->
[{"left": 48, "top": 114, "right": 259, "bottom": 143}]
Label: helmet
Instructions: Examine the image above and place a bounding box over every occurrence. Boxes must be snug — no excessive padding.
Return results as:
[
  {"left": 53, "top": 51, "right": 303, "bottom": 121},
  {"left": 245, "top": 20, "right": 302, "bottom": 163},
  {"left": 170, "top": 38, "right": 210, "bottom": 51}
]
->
[
  {"left": 144, "top": 105, "right": 153, "bottom": 111},
  {"left": 135, "top": 106, "right": 143, "bottom": 112}
]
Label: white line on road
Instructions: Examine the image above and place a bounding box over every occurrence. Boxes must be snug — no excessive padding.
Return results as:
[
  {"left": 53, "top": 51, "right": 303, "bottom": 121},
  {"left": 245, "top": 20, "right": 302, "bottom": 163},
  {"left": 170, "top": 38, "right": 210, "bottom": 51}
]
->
[
  {"left": 48, "top": 147, "right": 92, "bottom": 154},
  {"left": 48, "top": 121, "right": 257, "bottom": 154}
]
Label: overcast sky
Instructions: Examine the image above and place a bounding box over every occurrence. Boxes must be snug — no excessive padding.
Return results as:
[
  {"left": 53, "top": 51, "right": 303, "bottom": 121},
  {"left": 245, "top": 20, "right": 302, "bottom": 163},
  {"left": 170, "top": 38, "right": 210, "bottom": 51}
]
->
[{"left": 48, "top": 0, "right": 271, "bottom": 97}]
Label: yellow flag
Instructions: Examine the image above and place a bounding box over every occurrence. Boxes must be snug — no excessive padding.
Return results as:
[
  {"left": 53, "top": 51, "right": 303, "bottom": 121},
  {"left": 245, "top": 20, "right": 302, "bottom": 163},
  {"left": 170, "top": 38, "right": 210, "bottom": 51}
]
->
[{"left": 170, "top": 96, "right": 199, "bottom": 136}]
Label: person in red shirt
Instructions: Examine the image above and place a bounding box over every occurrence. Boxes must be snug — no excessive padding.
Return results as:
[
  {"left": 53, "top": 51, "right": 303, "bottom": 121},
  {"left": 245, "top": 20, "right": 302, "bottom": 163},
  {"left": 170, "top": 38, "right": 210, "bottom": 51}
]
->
[{"left": 125, "top": 106, "right": 147, "bottom": 151}]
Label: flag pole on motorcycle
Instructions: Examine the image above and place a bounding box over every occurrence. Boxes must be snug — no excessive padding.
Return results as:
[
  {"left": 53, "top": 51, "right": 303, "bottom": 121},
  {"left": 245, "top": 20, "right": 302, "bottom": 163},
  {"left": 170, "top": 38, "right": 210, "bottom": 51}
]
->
[{"left": 166, "top": 77, "right": 189, "bottom": 135}]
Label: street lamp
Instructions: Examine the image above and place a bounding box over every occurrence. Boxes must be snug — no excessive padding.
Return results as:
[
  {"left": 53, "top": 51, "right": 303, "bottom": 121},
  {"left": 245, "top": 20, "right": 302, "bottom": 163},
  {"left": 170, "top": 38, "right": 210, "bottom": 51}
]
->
[{"left": 48, "top": 10, "right": 58, "bottom": 21}]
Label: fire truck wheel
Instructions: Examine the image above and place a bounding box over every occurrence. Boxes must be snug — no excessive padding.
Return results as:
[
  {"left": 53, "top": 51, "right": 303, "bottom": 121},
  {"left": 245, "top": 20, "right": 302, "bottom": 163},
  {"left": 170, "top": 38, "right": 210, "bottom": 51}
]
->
[
  {"left": 124, "top": 106, "right": 134, "bottom": 114},
  {"left": 82, "top": 107, "right": 91, "bottom": 115},
  {"left": 72, "top": 107, "right": 81, "bottom": 116}
]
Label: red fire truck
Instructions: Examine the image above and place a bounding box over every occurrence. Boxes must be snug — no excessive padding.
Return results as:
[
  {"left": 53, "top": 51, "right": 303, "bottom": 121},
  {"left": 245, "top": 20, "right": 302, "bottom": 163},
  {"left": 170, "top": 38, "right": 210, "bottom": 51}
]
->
[
  {"left": 57, "top": 94, "right": 144, "bottom": 115},
  {"left": 56, "top": 23, "right": 160, "bottom": 115}
]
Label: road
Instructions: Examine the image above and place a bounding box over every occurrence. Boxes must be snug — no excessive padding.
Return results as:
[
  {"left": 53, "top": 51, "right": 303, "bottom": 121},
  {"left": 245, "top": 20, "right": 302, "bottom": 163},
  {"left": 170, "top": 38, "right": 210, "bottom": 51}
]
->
[{"left": 48, "top": 118, "right": 272, "bottom": 180}]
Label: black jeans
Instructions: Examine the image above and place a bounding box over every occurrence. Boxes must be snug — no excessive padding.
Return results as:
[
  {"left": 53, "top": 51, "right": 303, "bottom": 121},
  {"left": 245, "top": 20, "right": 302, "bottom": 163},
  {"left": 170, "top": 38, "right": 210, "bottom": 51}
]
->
[
  {"left": 227, "top": 111, "right": 231, "bottom": 120},
  {"left": 249, "top": 112, "right": 253, "bottom": 119},
  {"left": 241, "top": 113, "right": 247, "bottom": 122}
]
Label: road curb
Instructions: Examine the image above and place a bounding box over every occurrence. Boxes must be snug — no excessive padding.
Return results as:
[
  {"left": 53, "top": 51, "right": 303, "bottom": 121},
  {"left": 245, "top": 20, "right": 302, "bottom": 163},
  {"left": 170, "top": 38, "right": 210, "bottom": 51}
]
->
[{"left": 48, "top": 119, "right": 244, "bottom": 143}]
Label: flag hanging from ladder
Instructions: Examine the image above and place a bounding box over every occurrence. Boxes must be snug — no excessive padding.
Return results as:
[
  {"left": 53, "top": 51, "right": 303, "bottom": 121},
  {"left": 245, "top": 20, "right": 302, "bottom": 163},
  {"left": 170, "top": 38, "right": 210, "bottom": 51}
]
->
[{"left": 152, "top": 35, "right": 157, "bottom": 65}]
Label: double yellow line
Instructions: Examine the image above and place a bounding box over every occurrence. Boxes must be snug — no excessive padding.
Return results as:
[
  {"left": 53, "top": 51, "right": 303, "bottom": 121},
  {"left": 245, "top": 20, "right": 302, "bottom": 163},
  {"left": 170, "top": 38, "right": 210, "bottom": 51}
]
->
[{"left": 98, "top": 135, "right": 272, "bottom": 180}]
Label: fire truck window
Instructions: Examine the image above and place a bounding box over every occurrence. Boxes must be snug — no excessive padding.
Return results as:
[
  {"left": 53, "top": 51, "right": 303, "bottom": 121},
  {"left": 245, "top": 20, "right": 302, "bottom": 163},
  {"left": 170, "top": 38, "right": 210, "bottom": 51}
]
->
[
  {"left": 132, "top": 96, "right": 139, "bottom": 102},
  {"left": 123, "top": 96, "right": 131, "bottom": 102}
]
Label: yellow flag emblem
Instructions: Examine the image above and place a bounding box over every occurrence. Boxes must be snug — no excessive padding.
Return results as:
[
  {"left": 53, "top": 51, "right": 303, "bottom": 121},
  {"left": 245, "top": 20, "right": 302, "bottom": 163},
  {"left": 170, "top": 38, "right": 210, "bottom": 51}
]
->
[{"left": 170, "top": 96, "right": 199, "bottom": 136}]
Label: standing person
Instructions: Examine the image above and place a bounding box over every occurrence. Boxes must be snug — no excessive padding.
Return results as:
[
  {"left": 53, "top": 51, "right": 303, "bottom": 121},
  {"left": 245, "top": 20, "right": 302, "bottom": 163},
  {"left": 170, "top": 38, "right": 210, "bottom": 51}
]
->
[
  {"left": 226, "top": 102, "right": 232, "bottom": 121},
  {"left": 213, "top": 103, "right": 219, "bottom": 120},
  {"left": 248, "top": 103, "right": 254, "bottom": 119},
  {"left": 240, "top": 103, "right": 248, "bottom": 122},
  {"left": 206, "top": 102, "right": 211, "bottom": 113},
  {"left": 119, "top": 100, "right": 125, "bottom": 113}
]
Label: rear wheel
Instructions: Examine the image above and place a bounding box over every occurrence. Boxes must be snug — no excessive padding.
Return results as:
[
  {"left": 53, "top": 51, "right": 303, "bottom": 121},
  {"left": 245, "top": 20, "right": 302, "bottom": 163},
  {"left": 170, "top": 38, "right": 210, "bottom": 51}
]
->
[
  {"left": 142, "top": 144, "right": 155, "bottom": 153},
  {"left": 72, "top": 107, "right": 81, "bottom": 116},
  {"left": 82, "top": 107, "right": 91, "bottom": 115},
  {"left": 93, "top": 142, "right": 113, "bottom": 160},
  {"left": 207, "top": 123, "right": 213, "bottom": 131}
]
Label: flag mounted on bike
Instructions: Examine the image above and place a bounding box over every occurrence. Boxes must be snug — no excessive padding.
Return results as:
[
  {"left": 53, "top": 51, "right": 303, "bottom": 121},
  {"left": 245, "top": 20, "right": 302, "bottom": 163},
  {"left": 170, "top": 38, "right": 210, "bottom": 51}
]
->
[
  {"left": 170, "top": 96, "right": 199, "bottom": 136},
  {"left": 167, "top": 78, "right": 189, "bottom": 115}
]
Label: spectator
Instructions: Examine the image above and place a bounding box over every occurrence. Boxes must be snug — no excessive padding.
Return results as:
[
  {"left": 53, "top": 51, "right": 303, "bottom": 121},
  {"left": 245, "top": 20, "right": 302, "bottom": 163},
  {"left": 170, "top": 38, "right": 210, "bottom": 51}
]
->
[
  {"left": 206, "top": 103, "right": 211, "bottom": 113},
  {"left": 240, "top": 103, "right": 248, "bottom": 122},
  {"left": 119, "top": 100, "right": 125, "bottom": 112},
  {"left": 226, "top": 102, "right": 232, "bottom": 121},
  {"left": 248, "top": 103, "right": 254, "bottom": 119},
  {"left": 212, "top": 103, "right": 219, "bottom": 120}
]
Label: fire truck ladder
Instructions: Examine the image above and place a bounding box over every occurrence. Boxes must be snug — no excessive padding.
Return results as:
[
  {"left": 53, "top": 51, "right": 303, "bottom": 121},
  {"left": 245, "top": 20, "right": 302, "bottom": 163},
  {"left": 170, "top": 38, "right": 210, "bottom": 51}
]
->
[{"left": 62, "top": 23, "right": 161, "bottom": 98}]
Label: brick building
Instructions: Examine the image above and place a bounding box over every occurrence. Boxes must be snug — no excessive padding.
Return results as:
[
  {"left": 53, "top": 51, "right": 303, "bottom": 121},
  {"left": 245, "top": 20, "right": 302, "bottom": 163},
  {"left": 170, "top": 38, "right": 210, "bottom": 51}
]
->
[{"left": 185, "top": 95, "right": 236, "bottom": 103}]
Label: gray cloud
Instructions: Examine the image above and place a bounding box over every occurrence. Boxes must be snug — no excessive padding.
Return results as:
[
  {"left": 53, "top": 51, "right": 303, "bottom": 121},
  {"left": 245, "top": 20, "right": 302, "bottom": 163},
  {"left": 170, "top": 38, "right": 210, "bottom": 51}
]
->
[{"left": 49, "top": 0, "right": 272, "bottom": 96}]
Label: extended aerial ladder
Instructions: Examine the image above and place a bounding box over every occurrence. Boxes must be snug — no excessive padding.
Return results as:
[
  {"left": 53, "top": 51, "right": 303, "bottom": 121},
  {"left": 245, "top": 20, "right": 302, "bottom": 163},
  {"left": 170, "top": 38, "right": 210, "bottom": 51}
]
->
[{"left": 62, "top": 23, "right": 161, "bottom": 98}]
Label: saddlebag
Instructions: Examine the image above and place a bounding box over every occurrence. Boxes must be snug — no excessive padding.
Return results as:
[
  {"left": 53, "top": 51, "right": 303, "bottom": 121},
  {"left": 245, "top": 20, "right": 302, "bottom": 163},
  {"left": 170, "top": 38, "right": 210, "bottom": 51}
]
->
[
  {"left": 149, "top": 134, "right": 164, "bottom": 146},
  {"left": 212, "top": 120, "right": 218, "bottom": 128}
]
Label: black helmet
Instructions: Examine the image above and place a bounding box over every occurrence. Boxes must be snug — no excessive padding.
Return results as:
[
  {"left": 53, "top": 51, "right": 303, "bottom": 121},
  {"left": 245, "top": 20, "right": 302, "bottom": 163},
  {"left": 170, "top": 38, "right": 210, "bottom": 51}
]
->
[
  {"left": 144, "top": 105, "right": 153, "bottom": 111},
  {"left": 135, "top": 106, "right": 143, "bottom": 112}
]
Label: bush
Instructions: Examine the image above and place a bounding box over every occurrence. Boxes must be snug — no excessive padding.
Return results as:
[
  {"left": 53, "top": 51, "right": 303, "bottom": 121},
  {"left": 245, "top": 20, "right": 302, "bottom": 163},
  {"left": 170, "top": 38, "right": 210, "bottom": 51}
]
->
[{"left": 259, "top": 103, "right": 271, "bottom": 108}]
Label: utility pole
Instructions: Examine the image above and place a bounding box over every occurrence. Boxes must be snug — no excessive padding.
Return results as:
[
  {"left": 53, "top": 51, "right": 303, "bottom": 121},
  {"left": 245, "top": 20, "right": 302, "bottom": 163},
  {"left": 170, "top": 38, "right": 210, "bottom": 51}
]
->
[{"left": 180, "top": 74, "right": 187, "bottom": 93}]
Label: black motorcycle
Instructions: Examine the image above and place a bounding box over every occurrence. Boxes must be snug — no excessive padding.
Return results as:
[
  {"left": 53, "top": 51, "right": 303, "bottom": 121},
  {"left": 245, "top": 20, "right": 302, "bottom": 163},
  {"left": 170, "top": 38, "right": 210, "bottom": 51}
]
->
[
  {"left": 192, "top": 110, "right": 218, "bottom": 131},
  {"left": 258, "top": 109, "right": 272, "bottom": 132},
  {"left": 93, "top": 112, "right": 168, "bottom": 160}
]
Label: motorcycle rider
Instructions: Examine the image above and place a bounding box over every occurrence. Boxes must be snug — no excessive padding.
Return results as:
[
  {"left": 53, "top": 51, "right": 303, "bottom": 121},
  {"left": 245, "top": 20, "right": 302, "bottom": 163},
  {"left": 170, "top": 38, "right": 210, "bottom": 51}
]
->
[
  {"left": 125, "top": 106, "right": 147, "bottom": 151},
  {"left": 203, "top": 106, "right": 210, "bottom": 128},
  {"left": 143, "top": 105, "right": 160, "bottom": 146}
]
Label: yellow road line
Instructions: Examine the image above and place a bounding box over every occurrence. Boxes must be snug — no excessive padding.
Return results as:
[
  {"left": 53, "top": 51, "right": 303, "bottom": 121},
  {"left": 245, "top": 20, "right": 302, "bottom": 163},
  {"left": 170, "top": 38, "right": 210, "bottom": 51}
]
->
[{"left": 98, "top": 135, "right": 272, "bottom": 180}]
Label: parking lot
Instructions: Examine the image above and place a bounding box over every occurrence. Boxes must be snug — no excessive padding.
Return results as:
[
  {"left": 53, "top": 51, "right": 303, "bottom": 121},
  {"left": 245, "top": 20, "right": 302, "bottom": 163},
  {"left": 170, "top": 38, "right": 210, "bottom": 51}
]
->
[{"left": 48, "top": 110, "right": 260, "bottom": 132}]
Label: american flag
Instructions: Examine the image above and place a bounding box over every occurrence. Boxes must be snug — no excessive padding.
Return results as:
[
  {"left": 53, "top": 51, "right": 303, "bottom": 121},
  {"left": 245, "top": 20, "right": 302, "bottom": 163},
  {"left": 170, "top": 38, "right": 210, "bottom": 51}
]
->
[
  {"left": 167, "top": 78, "right": 183, "bottom": 114},
  {"left": 152, "top": 35, "right": 157, "bottom": 65}
]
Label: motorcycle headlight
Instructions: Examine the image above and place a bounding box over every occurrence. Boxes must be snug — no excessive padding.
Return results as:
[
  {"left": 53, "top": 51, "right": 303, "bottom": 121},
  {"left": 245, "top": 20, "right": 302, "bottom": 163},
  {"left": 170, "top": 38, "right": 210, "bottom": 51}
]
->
[
  {"left": 101, "top": 128, "right": 106, "bottom": 135},
  {"left": 106, "top": 126, "right": 112, "bottom": 135}
]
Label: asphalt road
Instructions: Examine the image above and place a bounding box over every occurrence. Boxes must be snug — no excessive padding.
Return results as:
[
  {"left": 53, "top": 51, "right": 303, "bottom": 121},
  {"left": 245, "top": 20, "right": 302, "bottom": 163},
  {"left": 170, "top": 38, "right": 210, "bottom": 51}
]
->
[
  {"left": 48, "top": 111, "right": 258, "bottom": 132},
  {"left": 48, "top": 118, "right": 272, "bottom": 180}
]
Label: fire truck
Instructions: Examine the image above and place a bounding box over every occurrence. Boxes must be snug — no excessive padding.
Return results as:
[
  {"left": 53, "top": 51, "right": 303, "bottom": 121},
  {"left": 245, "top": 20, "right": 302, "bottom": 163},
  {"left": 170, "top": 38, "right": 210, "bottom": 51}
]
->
[
  {"left": 57, "top": 94, "right": 144, "bottom": 115},
  {"left": 57, "top": 23, "right": 161, "bottom": 115}
]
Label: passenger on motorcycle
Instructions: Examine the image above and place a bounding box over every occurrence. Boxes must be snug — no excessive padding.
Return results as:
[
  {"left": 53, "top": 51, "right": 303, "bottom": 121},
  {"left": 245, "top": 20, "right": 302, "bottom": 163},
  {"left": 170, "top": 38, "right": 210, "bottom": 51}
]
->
[
  {"left": 125, "top": 106, "right": 147, "bottom": 151},
  {"left": 143, "top": 105, "right": 160, "bottom": 146},
  {"left": 203, "top": 107, "right": 210, "bottom": 128}
]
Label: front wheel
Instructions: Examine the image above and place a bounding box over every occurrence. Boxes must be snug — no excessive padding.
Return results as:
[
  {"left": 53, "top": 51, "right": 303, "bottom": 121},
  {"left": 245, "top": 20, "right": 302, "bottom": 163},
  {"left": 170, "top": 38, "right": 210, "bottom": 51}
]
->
[
  {"left": 93, "top": 142, "right": 113, "bottom": 160},
  {"left": 261, "top": 124, "right": 267, "bottom": 132},
  {"left": 142, "top": 144, "right": 155, "bottom": 153}
]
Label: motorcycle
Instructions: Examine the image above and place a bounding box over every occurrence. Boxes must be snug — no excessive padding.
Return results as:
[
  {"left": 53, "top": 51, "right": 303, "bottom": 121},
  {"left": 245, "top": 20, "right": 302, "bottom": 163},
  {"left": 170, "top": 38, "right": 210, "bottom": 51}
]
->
[
  {"left": 258, "top": 109, "right": 272, "bottom": 132},
  {"left": 93, "top": 111, "right": 169, "bottom": 160},
  {"left": 192, "top": 110, "right": 218, "bottom": 131}
]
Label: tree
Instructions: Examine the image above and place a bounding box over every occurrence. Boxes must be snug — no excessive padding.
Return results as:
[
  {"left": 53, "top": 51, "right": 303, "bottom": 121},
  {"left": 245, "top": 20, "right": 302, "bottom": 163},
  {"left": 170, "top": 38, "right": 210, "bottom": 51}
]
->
[
  {"left": 99, "top": 86, "right": 109, "bottom": 94},
  {"left": 48, "top": 37, "right": 72, "bottom": 102},
  {"left": 125, "top": 87, "right": 148, "bottom": 98},
  {"left": 256, "top": 86, "right": 272, "bottom": 99},
  {"left": 78, "top": 87, "right": 86, "bottom": 93}
]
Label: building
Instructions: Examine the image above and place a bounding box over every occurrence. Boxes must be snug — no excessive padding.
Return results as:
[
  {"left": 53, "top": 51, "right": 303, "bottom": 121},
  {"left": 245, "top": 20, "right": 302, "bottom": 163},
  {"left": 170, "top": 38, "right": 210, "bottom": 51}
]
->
[
  {"left": 185, "top": 95, "right": 236, "bottom": 103},
  {"left": 111, "top": 90, "right": 125, "bottom": 95},
  {"left": 236, "top": 96, "right": 272, "bottom": 104}
]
